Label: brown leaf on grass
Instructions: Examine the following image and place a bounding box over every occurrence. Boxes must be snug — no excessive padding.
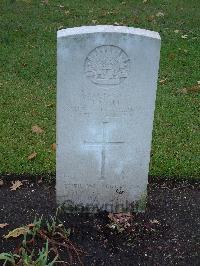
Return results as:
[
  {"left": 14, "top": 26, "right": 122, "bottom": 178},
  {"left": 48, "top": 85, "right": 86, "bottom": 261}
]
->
[
  {"left": 31, "top": 125, "right": 44, "bottom": 134},
  {"left": 178, "top": 85, "right": 200, "bottom": 94},
  {"left": 178, "top": 88, "right": 188, "bottom": 94},
  {"left": 51, "top": 143, "right": 56, "bottom": 151},
  {"left": 187, "top": 85, "right": 200, "bottom": 93},
  {"left": 26, "top": 223, "right": 35, "bottom": 228},
  {"left": 168, "top": 52, "right": 175, "bottom": 60},
  {"left": 147, "top": 15, "right": 155, "bottom": 22},
  {"left": 159, "top": 78, "right": 168, "bottom": 85},
  {"left": 4, "top": 226, "right": 29, "bottom": 239},
  {"left": 132, "top": 16, "right": 140, "bottom": 24},
  {"left": 0, "top": 179, "right": 4, "bottom": 186},
  {"left": 28, "top": 152, "right": 37, "bottom": 160},
  {"left": 10, "top": 180, "right": 23, "bottom": 191},
  {"left": 0, "top": 223, "right": 8, "bottom": 229}
]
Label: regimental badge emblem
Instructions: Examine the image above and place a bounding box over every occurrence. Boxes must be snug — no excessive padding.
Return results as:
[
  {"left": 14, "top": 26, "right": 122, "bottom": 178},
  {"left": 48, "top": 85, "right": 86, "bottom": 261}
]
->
[{"left": 85, "top": 45, "right": 130, "bottom": 85}]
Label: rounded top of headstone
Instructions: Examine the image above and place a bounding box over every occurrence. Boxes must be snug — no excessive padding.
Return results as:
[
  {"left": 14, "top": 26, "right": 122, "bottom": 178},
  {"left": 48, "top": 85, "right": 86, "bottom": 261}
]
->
[{"left": 57, "top": 25, "right": 161, "bottom": 40}]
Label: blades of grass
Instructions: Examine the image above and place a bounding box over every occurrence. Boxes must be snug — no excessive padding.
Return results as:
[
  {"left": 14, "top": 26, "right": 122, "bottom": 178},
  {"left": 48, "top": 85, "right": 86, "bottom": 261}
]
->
[{"left": 0, "top": 253, "right": 19, "bottom": 265}]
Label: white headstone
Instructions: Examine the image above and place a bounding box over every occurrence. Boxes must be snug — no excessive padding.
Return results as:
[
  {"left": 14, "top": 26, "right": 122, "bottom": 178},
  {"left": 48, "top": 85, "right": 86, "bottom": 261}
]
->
[{"left": 56, "top": 25, "right": 161, "bottom": 212}]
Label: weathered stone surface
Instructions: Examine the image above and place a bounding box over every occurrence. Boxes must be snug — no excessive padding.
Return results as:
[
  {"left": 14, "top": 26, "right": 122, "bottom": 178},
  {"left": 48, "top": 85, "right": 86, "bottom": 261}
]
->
[{"left": 56, "top": 25, "right": 161, "bottom": 212}]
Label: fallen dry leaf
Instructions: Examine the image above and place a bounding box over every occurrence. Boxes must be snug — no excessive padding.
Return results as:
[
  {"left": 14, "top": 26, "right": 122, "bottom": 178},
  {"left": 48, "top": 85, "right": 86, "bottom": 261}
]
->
[
  {"left": 147, "top": 15, "right": 155, "bottom": 22},
  {"left": 31, "top": 125, "right": 44, "bottom": 134},
  {"left": 38, "top": 178, "right": 43, "bottom": 184},
  {"left": 10, "top": 180, "right": 23, "bottom": 191},
  {"left": 0, "top": 179, "right": 3, "bottom": 186},
  {"left": 28, "top": 152, "right": 37, "bottom": 160},
  {"left": 132, "top": 16, "right": 140, "bottom": 24},
  {"left": 156, "top": 12, "right": 164, "bottom": 17},
  {"left": 159, "top": 78, "right": 167, "bottom": 85},
  {"left": 4, "top": 226, "right": 29, "bottom": 239},
  {"left": 178, "top": 85, "right": 200, "bottom": 94},
  {"left": 197, "top": 81, "right": 200, "bottom": 85},
  {"left": 107, "top": 212, "right": 134, "bottom": 232},
  {"left": 187, "top": 85, "right": 200, "bottom": 93},
  {"left": 26, "top": 223, "right": 35, "bottom": 228},
  {"left": 178, "top": 88, "right": 188, "bottom": 94},
  {"left": 0, "top": 223, "right": 8, "bottom": 229},
  {"left": 108, "top": 212, "right": 133, "bottom": 225},
  {"left": 51, "top": 143, "right": 56, "bottom": 151},
  {"left": 168, "top": 52, "right": 175, "bottom": 60}
]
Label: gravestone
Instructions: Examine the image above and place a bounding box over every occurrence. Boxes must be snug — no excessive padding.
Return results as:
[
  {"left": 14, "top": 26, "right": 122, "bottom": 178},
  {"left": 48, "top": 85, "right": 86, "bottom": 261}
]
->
[{"left": 56, "top": 25, "right": 161, "bottom": 212}]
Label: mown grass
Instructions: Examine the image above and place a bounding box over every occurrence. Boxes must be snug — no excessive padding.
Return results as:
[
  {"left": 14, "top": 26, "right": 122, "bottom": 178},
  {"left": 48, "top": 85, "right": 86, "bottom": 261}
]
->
[{"left": 0, "top": 0, "right": 199, "bottom": 178}]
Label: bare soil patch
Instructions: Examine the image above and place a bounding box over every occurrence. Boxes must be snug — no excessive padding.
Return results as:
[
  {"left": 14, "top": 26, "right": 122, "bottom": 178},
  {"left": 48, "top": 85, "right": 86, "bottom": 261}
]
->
[{"left": 0, "top": 175, "right": 200, "bottom": 265}]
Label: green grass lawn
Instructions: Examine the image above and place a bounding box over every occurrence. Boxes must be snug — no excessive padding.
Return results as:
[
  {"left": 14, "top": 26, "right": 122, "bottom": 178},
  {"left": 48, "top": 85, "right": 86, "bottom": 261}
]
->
[{"left": 0, "top": 0, "right": 199, "bottom": 178}]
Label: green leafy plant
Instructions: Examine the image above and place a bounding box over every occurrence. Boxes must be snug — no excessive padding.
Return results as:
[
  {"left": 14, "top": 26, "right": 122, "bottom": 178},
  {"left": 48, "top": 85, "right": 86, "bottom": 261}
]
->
[
  {"left": 20, "top": 240, "right": 58, "bottom": 266},
  {"left": 0, "top": 253, "right": 19, "bottom": 266},
  {"left": 0, "top": 241, "right": 57, "bottom": 266},
  {"left": 0, "top": 212, "right": 84, "bottom": 265}
]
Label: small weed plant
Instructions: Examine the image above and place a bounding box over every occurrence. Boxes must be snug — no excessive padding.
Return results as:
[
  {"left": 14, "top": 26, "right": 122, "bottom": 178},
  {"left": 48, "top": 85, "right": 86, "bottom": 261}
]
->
[{"left": 0, "top": 209, "right": 84, "bottom": 265}]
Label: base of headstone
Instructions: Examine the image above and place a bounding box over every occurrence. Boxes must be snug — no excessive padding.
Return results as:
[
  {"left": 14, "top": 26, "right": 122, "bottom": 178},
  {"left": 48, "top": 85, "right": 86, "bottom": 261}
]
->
[{"left": 57, "top": 189, "right": 147, "bottom": 213}]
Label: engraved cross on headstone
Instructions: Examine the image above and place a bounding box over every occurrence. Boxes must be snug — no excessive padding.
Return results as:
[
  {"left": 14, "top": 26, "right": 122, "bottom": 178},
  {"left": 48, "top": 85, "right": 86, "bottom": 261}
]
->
[{"left": 84, "top": 122, "right": 124, "bottom": 180}]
